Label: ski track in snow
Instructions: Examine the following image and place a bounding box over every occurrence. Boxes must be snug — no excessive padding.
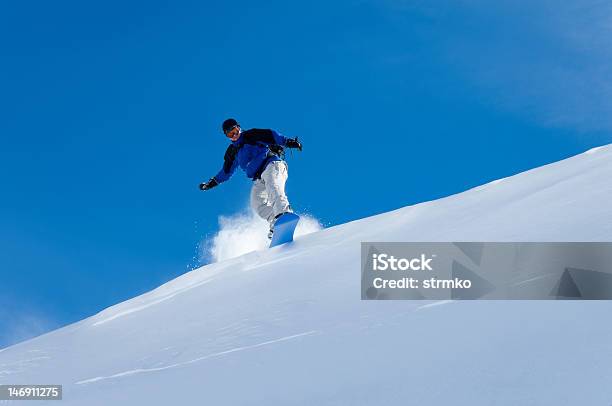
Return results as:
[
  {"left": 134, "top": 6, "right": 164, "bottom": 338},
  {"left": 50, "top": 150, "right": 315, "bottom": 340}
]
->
[
  {"left": 511, "top": 273, "right": 556, "bottom": 287},
  {"left": 415, "top": 300, "right": 454, "bottom": 310},
  {"left": 92, "top": 278, "right": 217, "bottom": 326},
  {"left": 75, "top": 330, "right": 318, "bottom": 385}
]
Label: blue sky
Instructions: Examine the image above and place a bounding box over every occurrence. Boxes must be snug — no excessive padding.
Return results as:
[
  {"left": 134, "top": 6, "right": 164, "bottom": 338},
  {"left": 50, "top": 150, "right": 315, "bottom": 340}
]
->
[{"left": 1, "top": 0, "right": 611, "bottom": 348}]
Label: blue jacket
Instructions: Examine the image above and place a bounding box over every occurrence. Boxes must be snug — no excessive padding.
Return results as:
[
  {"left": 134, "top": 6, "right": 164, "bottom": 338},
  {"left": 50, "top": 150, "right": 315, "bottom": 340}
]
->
[{"left": 213, "top": 128, "right": 289, "bottom": 183}]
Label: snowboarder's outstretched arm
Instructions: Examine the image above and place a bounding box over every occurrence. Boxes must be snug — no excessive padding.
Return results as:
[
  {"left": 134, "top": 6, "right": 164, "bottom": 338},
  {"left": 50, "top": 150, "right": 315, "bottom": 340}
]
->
[{"left": 200, "top": 144, "right": 240, "bottom": 190}]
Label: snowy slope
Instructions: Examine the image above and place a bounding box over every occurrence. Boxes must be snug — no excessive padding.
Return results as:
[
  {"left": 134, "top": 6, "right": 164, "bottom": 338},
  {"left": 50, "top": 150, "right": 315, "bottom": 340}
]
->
[{"left": 2, "top": 145, "right": 612, "bottom": 405}]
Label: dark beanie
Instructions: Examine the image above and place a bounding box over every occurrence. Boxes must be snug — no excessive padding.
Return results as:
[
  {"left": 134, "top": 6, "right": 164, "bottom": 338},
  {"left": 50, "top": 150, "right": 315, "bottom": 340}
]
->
[{"left": 222, "top": 118, "right": 239, "bottom": 133}]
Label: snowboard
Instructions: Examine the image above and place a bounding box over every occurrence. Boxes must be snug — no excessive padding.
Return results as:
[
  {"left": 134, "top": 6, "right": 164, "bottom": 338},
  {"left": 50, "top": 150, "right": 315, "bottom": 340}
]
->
[{"left": 270, "top": 212, "right": 300, "bottom": 247}]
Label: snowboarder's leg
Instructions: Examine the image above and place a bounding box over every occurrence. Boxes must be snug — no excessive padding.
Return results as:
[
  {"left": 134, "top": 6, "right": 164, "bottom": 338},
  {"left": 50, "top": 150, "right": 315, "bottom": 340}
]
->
[
  {"left": 250, "top": 179, "right": 275, "bottom": 223},
  {"left": 261, "top": 161, "right": 292, "bottom": 219}
]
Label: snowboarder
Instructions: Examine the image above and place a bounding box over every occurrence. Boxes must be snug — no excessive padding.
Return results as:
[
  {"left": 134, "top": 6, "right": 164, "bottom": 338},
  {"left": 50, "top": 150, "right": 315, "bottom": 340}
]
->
[{"left": 199, "top": 118, "right": 303, "bottom": 239}]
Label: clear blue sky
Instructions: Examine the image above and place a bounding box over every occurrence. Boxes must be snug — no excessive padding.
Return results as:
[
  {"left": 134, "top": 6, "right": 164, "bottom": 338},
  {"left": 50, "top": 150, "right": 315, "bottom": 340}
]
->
[{"left": 1, "top": 0, "right": 610, "bottom": 348}]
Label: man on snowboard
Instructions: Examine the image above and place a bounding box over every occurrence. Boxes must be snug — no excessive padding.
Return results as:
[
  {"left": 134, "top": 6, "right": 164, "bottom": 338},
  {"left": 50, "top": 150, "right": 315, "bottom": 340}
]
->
[{"left": 199, "top": 118, "right": 303, "bottom": 239}]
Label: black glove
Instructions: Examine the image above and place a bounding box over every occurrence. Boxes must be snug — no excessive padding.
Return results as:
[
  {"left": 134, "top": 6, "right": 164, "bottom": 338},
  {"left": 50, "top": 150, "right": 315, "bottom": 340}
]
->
[
  {"left": 199, "top": 178, "right": 219, "bottom": 191},
  {"left": 285, "top": 137, "right": 302, "bottom": 151}
]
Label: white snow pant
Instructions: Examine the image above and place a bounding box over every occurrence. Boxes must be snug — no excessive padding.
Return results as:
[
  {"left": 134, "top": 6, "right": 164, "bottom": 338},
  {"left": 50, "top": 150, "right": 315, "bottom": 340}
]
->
[{"left": 250, "top": 161, "right": 292, "bottom": 226}]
